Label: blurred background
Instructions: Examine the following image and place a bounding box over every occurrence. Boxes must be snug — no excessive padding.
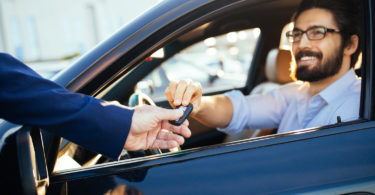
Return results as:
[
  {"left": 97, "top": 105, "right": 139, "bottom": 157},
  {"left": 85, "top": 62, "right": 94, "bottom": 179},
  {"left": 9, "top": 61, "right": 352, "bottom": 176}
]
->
[{"left": 0, "top": 0, "right": 162, "bottom": 78}]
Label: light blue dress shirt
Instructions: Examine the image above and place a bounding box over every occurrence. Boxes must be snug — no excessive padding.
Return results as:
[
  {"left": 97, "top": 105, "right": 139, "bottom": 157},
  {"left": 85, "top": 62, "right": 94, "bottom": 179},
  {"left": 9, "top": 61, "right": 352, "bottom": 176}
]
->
[{"left": 219, "top": 69, "right": 361, "bottom": 135}]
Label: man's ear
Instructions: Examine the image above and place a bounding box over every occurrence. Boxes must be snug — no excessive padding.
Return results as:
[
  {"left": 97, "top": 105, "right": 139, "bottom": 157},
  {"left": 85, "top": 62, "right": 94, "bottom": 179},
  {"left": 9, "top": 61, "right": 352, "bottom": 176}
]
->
[{"left": 344, "top": 34, "right": 359, "bottom": 55}]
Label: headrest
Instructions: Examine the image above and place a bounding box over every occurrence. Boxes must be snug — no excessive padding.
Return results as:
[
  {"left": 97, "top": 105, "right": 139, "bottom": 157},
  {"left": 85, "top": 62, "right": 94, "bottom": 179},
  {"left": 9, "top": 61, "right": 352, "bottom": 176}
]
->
[{"left": 265, "top": 48, "right": 293, "bottom": 84}]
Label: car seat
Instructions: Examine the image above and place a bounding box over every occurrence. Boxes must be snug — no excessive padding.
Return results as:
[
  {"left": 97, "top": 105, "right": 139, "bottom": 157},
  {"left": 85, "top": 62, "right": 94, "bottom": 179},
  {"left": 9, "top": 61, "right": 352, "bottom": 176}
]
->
[{"left": 251, "top": 48, "right": 293, "bottom": 95}]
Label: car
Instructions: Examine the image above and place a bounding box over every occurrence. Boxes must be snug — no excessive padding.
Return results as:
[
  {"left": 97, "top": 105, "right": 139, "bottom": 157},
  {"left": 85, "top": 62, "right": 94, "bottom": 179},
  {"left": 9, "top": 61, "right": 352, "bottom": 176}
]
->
[{"left": 1, "top": 0, "right": 375, "bottom": 194}]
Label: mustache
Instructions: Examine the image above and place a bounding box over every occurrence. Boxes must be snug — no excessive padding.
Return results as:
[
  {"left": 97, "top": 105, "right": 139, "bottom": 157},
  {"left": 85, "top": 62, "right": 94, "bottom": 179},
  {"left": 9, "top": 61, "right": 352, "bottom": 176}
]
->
[{"left": 295, "top": 50, "right": 323, "bottom": 61}]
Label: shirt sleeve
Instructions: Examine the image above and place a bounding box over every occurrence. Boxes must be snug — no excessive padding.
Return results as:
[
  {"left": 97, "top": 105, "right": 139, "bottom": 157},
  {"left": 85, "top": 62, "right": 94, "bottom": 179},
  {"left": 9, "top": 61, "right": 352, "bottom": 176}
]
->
[
  {"left": 0, "top": 53, "right": 133, "bottom": 160},
  {"left": 217, "top": 90, "right": 251, "bottom": 135},
  {"left": 218, "top": 86, "right": 292, "bottom": 135}
]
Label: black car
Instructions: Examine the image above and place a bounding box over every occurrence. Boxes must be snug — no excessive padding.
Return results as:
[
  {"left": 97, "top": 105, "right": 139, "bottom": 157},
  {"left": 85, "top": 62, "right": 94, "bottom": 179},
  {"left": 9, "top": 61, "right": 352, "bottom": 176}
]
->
[{"left": 1, "top": 0, "right": 375, "bottom": 194}]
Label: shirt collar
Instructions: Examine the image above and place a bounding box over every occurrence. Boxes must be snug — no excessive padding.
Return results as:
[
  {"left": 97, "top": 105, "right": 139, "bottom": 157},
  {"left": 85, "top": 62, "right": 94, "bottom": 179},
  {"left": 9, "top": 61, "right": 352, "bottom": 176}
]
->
[{"left": 318, "top": 68, "right": 359, "bottom": 104}]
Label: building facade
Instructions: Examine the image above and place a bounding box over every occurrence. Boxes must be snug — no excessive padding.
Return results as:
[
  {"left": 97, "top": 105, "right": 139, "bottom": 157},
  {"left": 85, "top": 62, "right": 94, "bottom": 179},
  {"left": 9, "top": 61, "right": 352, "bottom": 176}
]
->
[{"left": 0, "top": 0, "right": 161, "bottom": 63}]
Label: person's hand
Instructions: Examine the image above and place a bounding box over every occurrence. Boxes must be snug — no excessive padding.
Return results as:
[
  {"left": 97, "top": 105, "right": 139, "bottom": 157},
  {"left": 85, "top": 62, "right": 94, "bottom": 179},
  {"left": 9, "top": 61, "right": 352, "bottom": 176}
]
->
[
  {"left": 124, "top": 104, "right": 191, "bottom": 151},
  {"left": 165, "top": 79, "right": 202, "bottom": 115}
]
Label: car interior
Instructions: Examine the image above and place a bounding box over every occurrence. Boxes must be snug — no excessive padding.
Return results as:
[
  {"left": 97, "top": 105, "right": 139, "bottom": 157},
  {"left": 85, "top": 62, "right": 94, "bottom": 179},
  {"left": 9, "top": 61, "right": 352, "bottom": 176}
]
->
[{"left": 52, "top": 0, "right": 365, "bottom": 173}]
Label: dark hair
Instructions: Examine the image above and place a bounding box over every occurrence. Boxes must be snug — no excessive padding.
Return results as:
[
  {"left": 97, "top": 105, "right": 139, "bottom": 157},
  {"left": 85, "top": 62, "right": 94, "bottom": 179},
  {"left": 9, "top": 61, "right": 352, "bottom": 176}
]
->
[{"left": 292, "top": 0, "right": 361, "bottom": 68}]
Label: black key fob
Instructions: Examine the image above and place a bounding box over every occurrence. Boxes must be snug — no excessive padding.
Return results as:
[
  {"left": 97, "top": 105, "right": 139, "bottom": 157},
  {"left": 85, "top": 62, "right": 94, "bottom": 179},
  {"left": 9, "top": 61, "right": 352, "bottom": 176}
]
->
[{"left": 169, "top": 103, "right": 193, "bottom": 126}]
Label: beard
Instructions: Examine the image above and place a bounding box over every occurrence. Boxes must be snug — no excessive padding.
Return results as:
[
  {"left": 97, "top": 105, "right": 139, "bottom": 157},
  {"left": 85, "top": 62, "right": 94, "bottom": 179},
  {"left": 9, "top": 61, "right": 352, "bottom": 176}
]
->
[{"left": 294, "top": 46, "right": 344, "bottom": 82}]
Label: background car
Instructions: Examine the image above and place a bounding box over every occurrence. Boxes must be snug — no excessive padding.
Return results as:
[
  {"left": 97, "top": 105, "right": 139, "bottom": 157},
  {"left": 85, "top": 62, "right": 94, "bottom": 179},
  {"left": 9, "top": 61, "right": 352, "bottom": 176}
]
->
[{"left": 1, "top": 0, "right": 375, "bottom": 194}]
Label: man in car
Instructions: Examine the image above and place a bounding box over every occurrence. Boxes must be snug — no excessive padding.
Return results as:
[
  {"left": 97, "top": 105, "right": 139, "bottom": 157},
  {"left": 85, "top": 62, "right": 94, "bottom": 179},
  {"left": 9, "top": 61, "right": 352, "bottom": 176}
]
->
[
  {"left": 165, "top": 0, "right": 361, "bottom": 135},
  {"left": 0, "top": 53, "right": 191, "bottom": 160}
]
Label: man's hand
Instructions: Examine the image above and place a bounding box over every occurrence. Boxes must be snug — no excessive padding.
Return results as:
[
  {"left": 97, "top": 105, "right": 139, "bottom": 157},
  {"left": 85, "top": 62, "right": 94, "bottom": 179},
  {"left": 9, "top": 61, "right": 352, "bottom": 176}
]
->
[
  {"left": 124, "top": 105, "right": 191, "bottom": 151},
  {"left": 165, "top": 79, "right": 233, "bottom": 128},
  {"left": 165, "top": 79, "right": 202, "bottom": 115}
]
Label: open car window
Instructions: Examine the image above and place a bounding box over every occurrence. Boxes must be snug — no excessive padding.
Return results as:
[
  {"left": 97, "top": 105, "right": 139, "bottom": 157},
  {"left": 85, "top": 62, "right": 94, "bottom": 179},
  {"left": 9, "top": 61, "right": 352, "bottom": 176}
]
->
[
  {"left": 136, "top": 28, "right": 261, "bottom": 101},
  {"left": 53, "top": 27, "right": 262, "bottom": 172}
]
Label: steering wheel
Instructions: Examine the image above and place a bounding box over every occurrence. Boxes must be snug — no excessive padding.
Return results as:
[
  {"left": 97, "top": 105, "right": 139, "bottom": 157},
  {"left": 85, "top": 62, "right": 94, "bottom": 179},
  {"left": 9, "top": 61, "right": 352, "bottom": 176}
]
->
[
  {"left": 126, "top": 92, "right": 181, "bottom": 158},
  {"left": 128, "top": 91, "right": 156, "bottom": 107}
]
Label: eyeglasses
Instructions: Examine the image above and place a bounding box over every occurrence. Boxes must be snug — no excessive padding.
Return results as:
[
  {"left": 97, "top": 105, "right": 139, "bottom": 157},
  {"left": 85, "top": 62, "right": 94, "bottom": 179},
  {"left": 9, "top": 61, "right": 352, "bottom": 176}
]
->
[{"left": 286, "top": 26, "right": 341, "bottom": 43}]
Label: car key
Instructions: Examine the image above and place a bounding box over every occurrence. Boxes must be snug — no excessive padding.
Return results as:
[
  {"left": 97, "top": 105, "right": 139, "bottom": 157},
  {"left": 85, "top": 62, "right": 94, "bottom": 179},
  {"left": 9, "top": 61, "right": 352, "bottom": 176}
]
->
[{"left": 169, "top": 103, "right": 193, "bottom": 126}]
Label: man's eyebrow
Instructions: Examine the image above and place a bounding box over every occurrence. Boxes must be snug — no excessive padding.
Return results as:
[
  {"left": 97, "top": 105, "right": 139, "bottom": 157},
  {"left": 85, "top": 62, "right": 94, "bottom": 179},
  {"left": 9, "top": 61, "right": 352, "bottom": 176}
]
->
[
  {"left": 310, "top": 25, "right": 324, "bottom": 28},
  {"left": 294, "top": 25, "right": 326, "bottom": 31},
  {"left": 293, "top": 27, "right": 302, "bottom": 31}
]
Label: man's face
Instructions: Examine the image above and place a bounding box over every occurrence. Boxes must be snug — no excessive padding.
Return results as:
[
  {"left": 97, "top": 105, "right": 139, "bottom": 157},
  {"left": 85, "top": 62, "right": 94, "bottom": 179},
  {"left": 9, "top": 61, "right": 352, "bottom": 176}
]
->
[{"left": 292, "top": 8, "right": 343, "bottom": 82}]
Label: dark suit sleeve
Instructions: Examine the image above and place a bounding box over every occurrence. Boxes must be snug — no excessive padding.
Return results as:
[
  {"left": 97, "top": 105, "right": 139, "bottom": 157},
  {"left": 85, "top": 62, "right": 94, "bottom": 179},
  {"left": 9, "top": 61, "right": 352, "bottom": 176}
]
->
[{"left": 0, "top": 53, "right": 134, "bottom": 160}]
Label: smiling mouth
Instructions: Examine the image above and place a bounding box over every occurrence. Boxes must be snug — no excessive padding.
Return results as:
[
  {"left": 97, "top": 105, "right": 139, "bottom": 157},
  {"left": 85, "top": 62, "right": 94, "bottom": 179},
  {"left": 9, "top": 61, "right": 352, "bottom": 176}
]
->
[
  {"left": 300, "top": 56, "right": 316, "bottom": 61},
  {"left": 296, "top": 51, "right": 322, "bottom": 67},
  {"left": 298, "top": 56, "right": 319, "bottom": 65}
]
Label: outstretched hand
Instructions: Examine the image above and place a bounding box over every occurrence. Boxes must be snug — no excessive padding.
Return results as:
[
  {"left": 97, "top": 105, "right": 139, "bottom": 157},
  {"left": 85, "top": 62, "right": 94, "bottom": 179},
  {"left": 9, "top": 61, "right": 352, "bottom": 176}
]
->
[
  {"left": 124, "top": 105, "right": 191, "bottom": 151},
  {"left": 165, "top": 79, "right": 202, "bottom": 115}
]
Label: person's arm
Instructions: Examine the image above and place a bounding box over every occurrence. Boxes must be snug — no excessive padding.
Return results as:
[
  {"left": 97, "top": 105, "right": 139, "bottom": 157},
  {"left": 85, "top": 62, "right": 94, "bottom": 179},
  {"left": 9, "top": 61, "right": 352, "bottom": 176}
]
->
[
  {"left": 0, "top": 53, "right": 134, "bottom": 159},
  {"left": 0, "top": 53, "right": 191, "bottom": 160},
  {"left": 193, "top": 95, "right": 233, "bottom": 128},
  {"left": 165, "top": 80, "right": 233, "bottom": 128}
]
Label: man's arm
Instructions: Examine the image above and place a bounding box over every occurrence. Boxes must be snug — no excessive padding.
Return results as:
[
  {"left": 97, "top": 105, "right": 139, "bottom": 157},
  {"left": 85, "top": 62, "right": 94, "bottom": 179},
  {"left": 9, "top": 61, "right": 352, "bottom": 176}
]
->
[
  {"left": 165, "top": 80, "right": 233, "bottom": 128},
  {"left": 193, "top": 95, "right": 233, "bottom": 128},
  {"left": 0, "top": 53, "right": 133, "bottom": 159},
  {"left": 0, "top": 53, "right": 191, "bottom": 160}
]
